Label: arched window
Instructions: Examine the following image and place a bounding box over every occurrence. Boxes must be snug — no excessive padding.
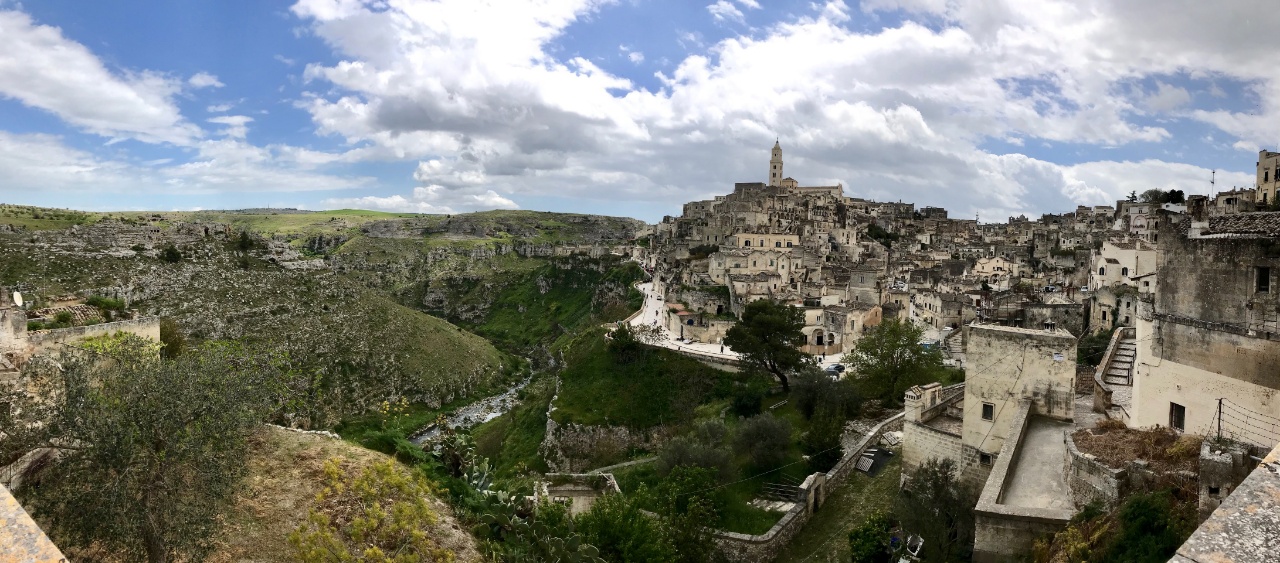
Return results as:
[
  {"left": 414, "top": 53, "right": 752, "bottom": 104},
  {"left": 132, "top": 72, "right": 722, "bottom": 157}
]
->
[
  {"left": 775, "top": 241, "right": 782, "bottom": 248},
  {"left": 1099, "top": 267, "right": 1106, "bottom": 275},
  {"left": 744, "top": 240, "right": 751, "bottom": 247},
  {"left": 1121, "top": 267, "right": 1129, "bottom": 276},
  {"left": 786, "top": 242, "right": 793, "bottom": 248}
]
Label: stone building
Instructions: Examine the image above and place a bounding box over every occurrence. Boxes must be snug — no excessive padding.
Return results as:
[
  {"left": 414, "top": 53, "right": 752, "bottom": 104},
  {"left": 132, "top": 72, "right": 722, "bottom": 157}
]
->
[
  {"left": 1256, "top": 149, "right": 1280, "bottom": 208},
  {"left": 1127, "top": 207, "right": 1280, "bottom": 439}
]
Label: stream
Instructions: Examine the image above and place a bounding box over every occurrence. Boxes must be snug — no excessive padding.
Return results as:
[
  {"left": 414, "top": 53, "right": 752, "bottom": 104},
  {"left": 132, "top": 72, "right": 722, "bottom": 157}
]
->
[{"left": 409, "top": 375, "right": 532, "bottom": 444}]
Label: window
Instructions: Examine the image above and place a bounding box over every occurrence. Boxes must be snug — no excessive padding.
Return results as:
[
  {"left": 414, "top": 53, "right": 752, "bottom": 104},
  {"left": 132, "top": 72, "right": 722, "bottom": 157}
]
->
[
  {"left": 1144, "top": 281, "right": 1150, "bottom": 287},
  {"left": 1102, "top": 311, "right": 1107, "bottom": 321},
  {"left": 981, "top": 402, "right": 995, "bottom": 421},
  {"left": 1124, "top": 316, "right": 1130, "bottom": 324},
  {"left": 1099, "top": 267, "right": 1105, "bottom": 275},
  {"left": 1121, "top": 267, "right": 1129, "bottom": 276},
  {"left": 786, "top": 242, "right": 793, "bottom": 248},
  {"left": 752, "top": 261, "right": 756, "bottom": 267},
  {"left": 1209, "top": 486, "right": 1221, "bottom": 496},
  {"left": 744, "top": 240, "right": 751, "bottom": 247},
  {"left": 1258, "top": 267, "right": 1271, "bottom": 293},
  {"left": 775, "top": 241, "right": 781, "bottom": 248},
  {"left": 758, "top": 239, "right": 764, "bottom": 247},
  {"left": 1170, "top": 402, "right": 1186, "bottom": 432},
  {"left": 979, "top": 453, "right": 993, "bottom": 466}
]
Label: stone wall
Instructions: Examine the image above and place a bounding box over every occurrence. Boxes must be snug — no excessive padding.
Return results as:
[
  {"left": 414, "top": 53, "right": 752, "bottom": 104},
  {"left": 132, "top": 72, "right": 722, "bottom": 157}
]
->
[
  {"left": 1064, "top": 431, "right": 1127, "bottom": 509},
  {"left": 26, "top": 317, "right": 161, "bottom": 353},
  {"left": 903, "top": 420, "right": 964, "bottom": 476},
  {"left": 1091, "top": 326, "right": 1132, "bottom": 417},
  {"left": 712, "top": 413, "right": 904, "bottom": 563}
]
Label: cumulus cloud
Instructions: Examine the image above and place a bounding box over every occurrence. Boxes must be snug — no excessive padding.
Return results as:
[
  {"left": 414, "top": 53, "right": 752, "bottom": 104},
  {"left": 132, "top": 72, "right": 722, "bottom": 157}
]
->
[
  {"left": 322, "top": 185, "right": 518, "bottom": 214},
  {"left": 0, "top": 10, "right": 201, "bottom": 144},
  {"left": 282, "top": 0, "right": 1280, "bottom": 220},
  {"left": 188, "top": 72, "right": 224, "bottom": 89}
]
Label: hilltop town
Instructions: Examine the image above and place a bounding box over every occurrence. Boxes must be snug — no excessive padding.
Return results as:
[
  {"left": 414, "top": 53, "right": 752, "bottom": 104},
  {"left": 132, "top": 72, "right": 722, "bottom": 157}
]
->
[{"left": 640, "top": 141, "right": 1280, "bottom": 561}]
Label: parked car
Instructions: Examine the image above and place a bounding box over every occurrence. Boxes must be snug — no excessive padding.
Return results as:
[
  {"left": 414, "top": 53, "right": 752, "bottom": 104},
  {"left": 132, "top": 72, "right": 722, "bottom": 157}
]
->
[{"left": 823, "top": 363, "right": 846, "bottom": 374}]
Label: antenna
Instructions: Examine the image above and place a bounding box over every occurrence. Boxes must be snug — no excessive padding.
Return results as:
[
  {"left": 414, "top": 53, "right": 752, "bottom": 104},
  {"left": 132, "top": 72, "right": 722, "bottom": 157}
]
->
[
  {"left": 1211, "top": 169, "right": 1216, "bottom": 194},
  {"left": 12, "top": 291, "right": 23, "bottom": 307}
]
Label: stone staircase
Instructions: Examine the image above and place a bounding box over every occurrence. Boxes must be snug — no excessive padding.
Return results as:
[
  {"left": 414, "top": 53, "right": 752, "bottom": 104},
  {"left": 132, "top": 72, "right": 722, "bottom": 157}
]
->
[
  {"left": 1103, "top": 338, "right": 1136, "bottom": 386},
  {"left": 947, "top": 334, "right": 964, "bottom": 356}
]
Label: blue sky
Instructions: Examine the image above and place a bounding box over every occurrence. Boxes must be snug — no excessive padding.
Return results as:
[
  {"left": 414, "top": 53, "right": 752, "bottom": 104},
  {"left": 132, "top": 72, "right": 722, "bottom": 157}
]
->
[{"left": 0, "top": 0, "right": 1275, "bottom": 222}]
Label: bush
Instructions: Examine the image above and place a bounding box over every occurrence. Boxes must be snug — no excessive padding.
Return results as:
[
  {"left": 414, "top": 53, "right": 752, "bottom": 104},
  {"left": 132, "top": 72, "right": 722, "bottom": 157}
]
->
[
  {"left": 160, "top": 245, "right": 182, "bottom": 263},
  {"left": 800, "top": 407, "right": 844, "bottom": 473},
  {"left": 729, "top": 380, "right": 767, "bottom": 418},
  {"left": 733, "top": 413, "right": 792, "bottom": 472},
  {"left": 54, "top": 311, "right": 73, "bottom": 325},
  {"left": 848, "top": 511, "right": 893, "bottom": 563},
  {"left": 159, "top": 317, "right": 186, "bottom": 358},
  {"left": 793, "top": 370, "right": 862, "bottom": 420},
  {"left": 576, "top": 491, "right": 677, "bottom": 563},
  {"left": 656, "top": 436, "right": 735, "bottom": 482},
  {"left": 1098, "top": 490, "right": 1196, "bottom": 562}
]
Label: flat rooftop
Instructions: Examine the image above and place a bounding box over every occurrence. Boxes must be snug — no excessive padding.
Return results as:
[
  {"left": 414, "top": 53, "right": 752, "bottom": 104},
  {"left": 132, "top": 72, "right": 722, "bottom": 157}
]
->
[{"left": 1001, "top": 416, "right": 1073, "bottom": 510}]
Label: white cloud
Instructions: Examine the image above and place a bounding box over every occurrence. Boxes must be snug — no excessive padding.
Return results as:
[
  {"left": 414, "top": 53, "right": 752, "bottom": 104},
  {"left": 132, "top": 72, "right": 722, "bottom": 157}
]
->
[
  {"left": 707, "top": 1, "right": 745, "bottom": 24},
  {"left": 207, "top": 115, "right": 253, "bottom": 138},
  {"left": 207, "top": 103, "right": 235, "bottom": 113},
  {"left": 322, "top": 185, "right": 518, "bottom": 214},
  {"left": 285, "top": 0, "right": 1280, "bottom": 219},
  {"left": 274, "top": 54, "right": 297, "bottom": 66},
  {"left": 188, "top": 72, "right": 224, "bottom": 89},
  {"left": 0, "top": 130, "right": 372, "bottom": 196},
  {"left": 0, "top": 10, "right": 200, "bottom": 144}
]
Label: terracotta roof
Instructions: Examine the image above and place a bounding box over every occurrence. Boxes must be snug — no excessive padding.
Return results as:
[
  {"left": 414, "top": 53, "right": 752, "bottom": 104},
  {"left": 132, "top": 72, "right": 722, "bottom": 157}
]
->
[{"left": 1206, "top": 212, "right": 1280, "bottom": 237}]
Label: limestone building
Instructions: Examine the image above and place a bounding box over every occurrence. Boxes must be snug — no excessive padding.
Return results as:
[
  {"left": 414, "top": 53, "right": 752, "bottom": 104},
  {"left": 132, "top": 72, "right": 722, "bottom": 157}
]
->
[
  {"left": 1256, "top": 149, "right": 1280, "bottom": 208},
  {"left": 1126, "top": 205, "right": 1280, "bottom": 439}
]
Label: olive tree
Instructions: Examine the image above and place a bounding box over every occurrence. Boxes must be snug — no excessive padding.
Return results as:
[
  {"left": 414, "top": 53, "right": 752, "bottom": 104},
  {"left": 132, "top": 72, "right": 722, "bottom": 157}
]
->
[{"left": 0, "top": 336, "right": 277, "bottom": 563}]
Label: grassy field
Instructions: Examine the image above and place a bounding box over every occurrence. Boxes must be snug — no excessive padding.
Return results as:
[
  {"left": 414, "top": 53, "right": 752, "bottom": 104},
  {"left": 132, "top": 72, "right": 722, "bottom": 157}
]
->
[
  {"left": 552, "top": 328, "right": 740, "bottom": 428},
  {"left": 774, "top": 453, "right": 902, "bottom": 563}
]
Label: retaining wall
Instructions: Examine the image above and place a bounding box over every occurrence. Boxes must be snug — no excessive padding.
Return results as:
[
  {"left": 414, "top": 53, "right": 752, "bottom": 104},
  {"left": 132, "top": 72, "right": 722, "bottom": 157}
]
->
[
  {"left": 712, "top": 412, "right": 905, "bottom": 563},
  {"left": 1063, "top": 431, "right": 1127, "bottom": 509},
  {"left": 27, "top": 317, "right": 161, "bottom": 352}
]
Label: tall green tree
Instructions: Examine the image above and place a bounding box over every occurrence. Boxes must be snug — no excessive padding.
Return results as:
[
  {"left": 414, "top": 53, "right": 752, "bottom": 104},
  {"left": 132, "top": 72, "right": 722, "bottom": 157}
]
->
[
  {"left": 0, "top": 336, "right": 277, "bottom": 563},
  {"left": 723, "top": 299, "right": 810, "bottom": 390},
  {"left": 842, "top": 318, "right": 944, "bottom": 405}
]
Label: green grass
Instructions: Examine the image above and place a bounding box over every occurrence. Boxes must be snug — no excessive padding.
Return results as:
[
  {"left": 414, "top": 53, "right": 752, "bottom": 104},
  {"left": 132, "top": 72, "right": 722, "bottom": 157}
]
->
[
  {"left": 612, "top": 462, "right": 785, "bottom": 535},
  {"left": 774, "top": 453, "right": 902, "bottom": 562},
  {"left": 552, "top": 328, "right": 741, "bottom": 428},
  {"left": 0, "top": 204, "right": 99, "bottom": 230},
  {"left": 471, "top": 374, "right": 557, "bottom": 476},
  {"left": 464, "top": 256, "right": 643, "bottom": 353}
]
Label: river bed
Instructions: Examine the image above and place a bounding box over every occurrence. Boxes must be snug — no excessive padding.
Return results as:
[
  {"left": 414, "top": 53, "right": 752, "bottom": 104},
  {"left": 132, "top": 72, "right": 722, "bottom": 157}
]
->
[{"left": 409, "top": 376, "right": 532, "bottom": 444}]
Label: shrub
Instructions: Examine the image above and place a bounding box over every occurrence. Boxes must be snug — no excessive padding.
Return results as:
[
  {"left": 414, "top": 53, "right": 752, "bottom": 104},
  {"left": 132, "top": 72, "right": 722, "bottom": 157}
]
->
[
  {"left": 800, "top": 407, "right": 844, "bottom": 473},
  {"left": 793, "top": 370, "right": 862, "bottom": 420},
  {"left": 159, "top": 318, "right": 186, "bottom": 358},
  {"left": 160, "top": 245, "right": 182, "bottom": 263},
  {"left": 729, "top": 380, "right": 767, "bottom": 418},
  {"left": 848, "top": 511, "right": 893, "bottom": 563},
  {"left": 656, "top": 436, "right": 734, "bottom": 482},
  {"left": 290, "top": 459, "right": 453, "bottom": 562},
  {"left": 54, "top": 311, "right": 73, "bottom": 325},
  {"left": 733, "top": 413, "right": 792, "bottom": 472}
]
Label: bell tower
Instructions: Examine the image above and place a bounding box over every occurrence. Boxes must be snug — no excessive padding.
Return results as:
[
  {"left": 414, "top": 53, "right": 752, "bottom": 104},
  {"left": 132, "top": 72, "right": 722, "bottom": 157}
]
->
[{"left": 769, "top": 139, "right": 784, "bottom": 187}]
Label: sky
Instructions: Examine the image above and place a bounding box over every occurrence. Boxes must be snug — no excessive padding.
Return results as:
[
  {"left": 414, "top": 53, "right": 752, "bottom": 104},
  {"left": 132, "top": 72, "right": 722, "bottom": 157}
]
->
[{"left": 0, "top": 0, "right": 1276, "bottom": 223}]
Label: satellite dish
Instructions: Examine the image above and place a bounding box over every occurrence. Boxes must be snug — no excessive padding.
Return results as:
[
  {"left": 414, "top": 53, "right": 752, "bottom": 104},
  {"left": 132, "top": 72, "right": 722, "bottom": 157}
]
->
[{"left": 12, "top": 292, "right": 22, "bottom": 307}]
